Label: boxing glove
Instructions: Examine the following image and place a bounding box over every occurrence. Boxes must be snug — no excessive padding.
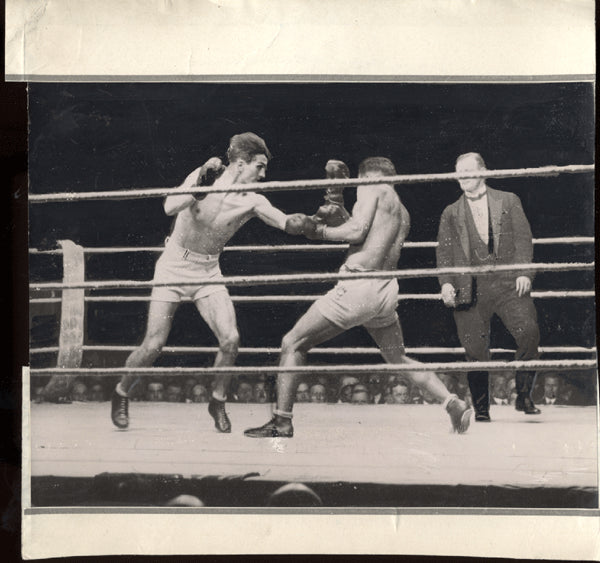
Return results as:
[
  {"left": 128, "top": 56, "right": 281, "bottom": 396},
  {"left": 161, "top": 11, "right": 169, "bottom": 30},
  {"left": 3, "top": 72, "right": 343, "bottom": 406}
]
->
[
  {"left": 285, "top": 213, "right": 320, "bottom": 237},
  {"left": 312, "top": 159, "right": 351, "bottom": 226},
  {"left": 194, "top": 157, "right": 226, "bottom": 199}
]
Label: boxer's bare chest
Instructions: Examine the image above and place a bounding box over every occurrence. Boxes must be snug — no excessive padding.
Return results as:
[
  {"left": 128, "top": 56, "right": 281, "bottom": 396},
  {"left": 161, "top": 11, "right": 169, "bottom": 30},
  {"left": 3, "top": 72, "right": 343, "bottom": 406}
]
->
[{"left": 189, "top": 192, "right": 256, "bottom": 232}]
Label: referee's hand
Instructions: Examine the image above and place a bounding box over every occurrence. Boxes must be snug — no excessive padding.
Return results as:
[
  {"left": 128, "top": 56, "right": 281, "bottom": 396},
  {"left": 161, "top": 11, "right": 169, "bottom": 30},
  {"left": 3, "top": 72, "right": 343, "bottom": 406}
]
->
[{"left": 441, "top": 283, "right": 457, "bottom": 307}]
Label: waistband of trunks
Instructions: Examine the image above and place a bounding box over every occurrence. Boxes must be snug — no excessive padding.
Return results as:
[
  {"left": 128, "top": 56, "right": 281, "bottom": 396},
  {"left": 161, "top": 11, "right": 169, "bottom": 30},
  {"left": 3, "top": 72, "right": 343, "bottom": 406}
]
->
[
  {"left": 164, "top": 237, "right": 220, "bottom": 263},
  {"left": 340, "top": 263, "right": 377, "bottom": 274}
]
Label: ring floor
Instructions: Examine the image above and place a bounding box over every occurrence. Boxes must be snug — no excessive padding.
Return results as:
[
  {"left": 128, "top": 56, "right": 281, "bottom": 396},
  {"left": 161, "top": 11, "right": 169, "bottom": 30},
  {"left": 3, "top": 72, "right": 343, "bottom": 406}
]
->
[{"left": 28, "top": 402, "right": 599, "bottom": 508}]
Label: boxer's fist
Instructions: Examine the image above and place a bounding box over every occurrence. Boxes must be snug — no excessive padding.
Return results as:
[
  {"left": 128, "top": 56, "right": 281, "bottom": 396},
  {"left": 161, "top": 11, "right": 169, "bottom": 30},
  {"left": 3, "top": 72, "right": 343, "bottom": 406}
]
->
[
  {"left": 194, "top": 157, "right": 226, "bottom": 199},
  {"left": 285, "top": 213, "right": 319, "bottom": 237},
  {"left": 313, "top": 202, "right": 350, "bottom": 227},
  {"left": 324, "top": 159, "right": 350, "bottom": 204}
]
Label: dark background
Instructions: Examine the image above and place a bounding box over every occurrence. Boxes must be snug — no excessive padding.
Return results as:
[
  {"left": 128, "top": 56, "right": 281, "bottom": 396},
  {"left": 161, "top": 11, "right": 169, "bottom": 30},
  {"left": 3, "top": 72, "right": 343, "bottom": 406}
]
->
[{"left": 28, "top": 83, "right": 595, "bottom": 370}]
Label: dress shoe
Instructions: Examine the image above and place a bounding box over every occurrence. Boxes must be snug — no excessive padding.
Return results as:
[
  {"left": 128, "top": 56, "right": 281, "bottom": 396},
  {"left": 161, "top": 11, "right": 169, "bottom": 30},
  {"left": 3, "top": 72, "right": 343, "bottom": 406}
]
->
[
  {"left": 475, "top": 411, "right": 491, "bottom": 422},
  {"left": 111, "top": 390, "right": 129, "bottom": 429},
  {"left": 516, "top": 395, "right": 541, "bottom": 415},
  {"left": 445, "top": 395, "right": 473, "bottom": 434},
  {"left": 244, "top": 417, "right": 293, "bottom": 438},
  {"left": 208, "top": 398, "right": 231, "bottom": 433}
]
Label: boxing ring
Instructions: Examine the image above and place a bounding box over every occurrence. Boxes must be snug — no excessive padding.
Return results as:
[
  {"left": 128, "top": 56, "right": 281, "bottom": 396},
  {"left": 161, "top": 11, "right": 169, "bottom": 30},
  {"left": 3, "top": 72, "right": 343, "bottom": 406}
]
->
[{"left": 27, "top": 164, "right": 598, "bottom": 508}]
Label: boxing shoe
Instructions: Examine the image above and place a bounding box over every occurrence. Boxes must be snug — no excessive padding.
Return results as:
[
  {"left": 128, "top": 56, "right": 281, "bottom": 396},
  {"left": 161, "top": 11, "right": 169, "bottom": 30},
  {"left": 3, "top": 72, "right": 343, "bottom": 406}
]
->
[
  {"left": 111, "top": 390, "right": 129, "bottom": 429},
  {"left": 445, "top": 395, "right": 473, "bottom": 434},
  {"left": 515, "top": 395, "right": 541, "bottom": 415},
  {"left": 208, "top": 397, "right": 231, "bottom": 433},
  {"left": 244, "top": 417, "right": 294, "bottom": 438}
]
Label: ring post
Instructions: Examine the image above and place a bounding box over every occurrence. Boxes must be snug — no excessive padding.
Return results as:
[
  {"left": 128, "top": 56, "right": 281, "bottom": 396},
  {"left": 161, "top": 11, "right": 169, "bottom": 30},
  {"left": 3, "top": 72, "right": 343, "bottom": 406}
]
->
[{"left": 42, "top": 240, "right": 85, "bottom": 400}]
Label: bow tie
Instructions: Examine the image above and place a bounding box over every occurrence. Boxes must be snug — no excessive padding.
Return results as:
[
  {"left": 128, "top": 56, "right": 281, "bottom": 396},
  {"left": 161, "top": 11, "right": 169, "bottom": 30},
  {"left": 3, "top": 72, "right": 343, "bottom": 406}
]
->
[{"left": 465, "top": 191, "right": 487, "bottom": 202}]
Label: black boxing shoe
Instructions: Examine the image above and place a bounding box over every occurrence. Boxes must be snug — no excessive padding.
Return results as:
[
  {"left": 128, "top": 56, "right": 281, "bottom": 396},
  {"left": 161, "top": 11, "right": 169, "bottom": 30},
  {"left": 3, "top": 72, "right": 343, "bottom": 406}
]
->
[
  {"left": 111, "top": 390, "right": 129, "bottom": 429},
  {"left": 516, "top": 395, "right": 541, "bottom": 415},
  {"left": 244, "top": 417, "right": 294, "bottom": 438},
  {"left": 208, "top": 398, "right": 231, "bottom": 433}
]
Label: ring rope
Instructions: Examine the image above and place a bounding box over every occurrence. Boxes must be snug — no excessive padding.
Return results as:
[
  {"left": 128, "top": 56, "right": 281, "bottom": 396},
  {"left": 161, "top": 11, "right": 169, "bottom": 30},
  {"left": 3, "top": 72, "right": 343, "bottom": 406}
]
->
[
  {"left": 28, "top": 164, "right": 594, "bottom": 204},
  {"left": 29, "top": 262, "right": 595, "bottom": 292},
  {"left": 27, "top": 236, "right": 596, "bottom": 255},
  {"left": 29, "top": 345, "right": 597, "bottom": 356},
  {"left": 28, "top": 290, "right": 597, "bottom": 305},
  {"left": 29, "top": 358, "right": 598, "bottom": 377}
]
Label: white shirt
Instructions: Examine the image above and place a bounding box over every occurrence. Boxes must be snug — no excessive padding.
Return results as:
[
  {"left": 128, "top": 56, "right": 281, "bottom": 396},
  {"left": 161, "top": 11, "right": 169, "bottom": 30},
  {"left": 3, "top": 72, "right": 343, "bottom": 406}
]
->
[{"left": 466, "top": 189, "right": 489, "bottom": 245}]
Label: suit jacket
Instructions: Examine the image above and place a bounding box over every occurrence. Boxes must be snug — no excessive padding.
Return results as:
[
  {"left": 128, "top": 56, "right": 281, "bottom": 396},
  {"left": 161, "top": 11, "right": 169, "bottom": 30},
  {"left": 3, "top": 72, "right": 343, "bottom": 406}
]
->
[{"left": 436, "top": 187, "right": 534, "bottom": 307}]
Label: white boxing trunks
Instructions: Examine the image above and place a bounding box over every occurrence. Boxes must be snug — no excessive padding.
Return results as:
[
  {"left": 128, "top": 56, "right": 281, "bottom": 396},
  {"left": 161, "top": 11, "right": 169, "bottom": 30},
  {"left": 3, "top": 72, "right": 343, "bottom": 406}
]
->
[
  {"left": 315, "top": 264, "right": 400, "bottom": 330},
  {"left": 151, "top": 239, "right": 229, "bottom": 302}
]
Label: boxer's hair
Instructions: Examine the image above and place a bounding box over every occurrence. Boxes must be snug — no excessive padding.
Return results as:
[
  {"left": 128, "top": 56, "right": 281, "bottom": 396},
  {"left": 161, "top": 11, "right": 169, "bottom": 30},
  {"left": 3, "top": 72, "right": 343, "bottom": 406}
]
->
[
  {"left": 456, "top": 152, "right": 486, "bottom": 169},
  {"left": 227, "top": 132, "right": 272, "bottom": 164},
  {"left": 358, "top": 157, "right": 396, "bottom": 177}
]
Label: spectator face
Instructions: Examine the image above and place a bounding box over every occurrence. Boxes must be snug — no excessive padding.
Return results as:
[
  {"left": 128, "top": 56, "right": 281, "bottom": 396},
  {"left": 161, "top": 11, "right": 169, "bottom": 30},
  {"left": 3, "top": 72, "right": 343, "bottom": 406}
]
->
[
  {"left": 296, "top": 382, "right": 310, "bottom": 402},
  {"left": 166, "top": 384, "right": 183, "bottom": 403},
  {"left": 71, "top": 382, "right": 88, "bottom": 402},
  {"left": 146, "top": 382, "right": 165, "bottom": 401},
  {"left": 190, "top": 384, "right": 208, "bottom": 403},
  {"left": 339, "top": 384, "right": 354, "bottom": 403},
  {"left": 89, "top": 384, "right": 105, "bottom": 402},
  {"left": 391, "top": 383, "right": 410, "bottom": 404},
  {"left": 544, "top": 376, "right": 561, "bottom": 399},
  {"left": 558, "top": 384, "right": 574, "bottom": 404},
  {"left": 236, "top": 382, "right": 253, "bottom": 403},
  {"left": 316, "top": 375, "right": 328, "bottom": 387},
  {"left": 183, "top": 377, "right": 198, "bottom": 397},
  {"left": 367, "top": 375, "right": 383, "bottom": 397},
  {"left": 310, "top": 384, "right": 326, "bottom": 403},
  {"left": 341, "top": 376, "right": 359, "bottom": 389},
  {"left": 253, "top": 382, "right": 268, "bottom": 403},
  {"left": 351, "top": 385, "right": 371, "bottom": 404},
  {"left": 491, "top": 374, "right": 509, "bottom": 400}
]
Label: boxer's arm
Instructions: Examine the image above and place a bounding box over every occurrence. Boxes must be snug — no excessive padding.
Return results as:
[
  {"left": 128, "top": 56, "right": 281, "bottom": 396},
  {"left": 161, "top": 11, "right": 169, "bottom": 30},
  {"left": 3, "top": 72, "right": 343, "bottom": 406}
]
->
[
  {"left": 164, "top": 157, "right": 225, "bottom": 216},
  {"left": 164, "top": 167, "right": 201, "bottom": 216},
  {"left": 316, "top": 188, "right": 377, "bottom": 243},
  {"left": 251, "top": 194, "right": 289, "bottom": 231}
]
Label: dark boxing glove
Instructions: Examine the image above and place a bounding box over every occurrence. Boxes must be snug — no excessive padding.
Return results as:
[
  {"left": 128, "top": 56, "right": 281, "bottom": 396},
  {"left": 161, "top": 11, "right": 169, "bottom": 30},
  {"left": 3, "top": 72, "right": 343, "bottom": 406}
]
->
[
  {"left": 312, "top": 159, "right": 351, "bottom": 226},
  {"left": 313, "top": 202, "right": 350, "bottom": 227},
  {"left": 284, "top": 213, "right": 321, "bottom": 238},
  {"left": 194, "top": 157, "right": 226, "bottom": 200}
]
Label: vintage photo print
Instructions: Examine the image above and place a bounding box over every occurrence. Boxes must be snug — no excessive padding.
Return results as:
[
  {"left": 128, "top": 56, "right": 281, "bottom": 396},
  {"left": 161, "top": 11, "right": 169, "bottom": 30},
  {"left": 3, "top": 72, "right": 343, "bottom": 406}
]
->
[
  {"left": 27, "top": 80, "right": 596, "bottom": 507},
  {"left": 12, "top": 0, "right": 596, "bottom": 560}
]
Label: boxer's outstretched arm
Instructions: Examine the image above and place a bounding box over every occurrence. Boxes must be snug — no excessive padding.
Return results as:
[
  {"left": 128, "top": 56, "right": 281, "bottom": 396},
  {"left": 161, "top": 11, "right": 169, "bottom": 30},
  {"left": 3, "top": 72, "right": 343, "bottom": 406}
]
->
[
  {"left": 252, "top": 194, "right": 290, "bottom": 231},
  {"left": 318, "top": 188, "right": 378, "bottom": 244}
]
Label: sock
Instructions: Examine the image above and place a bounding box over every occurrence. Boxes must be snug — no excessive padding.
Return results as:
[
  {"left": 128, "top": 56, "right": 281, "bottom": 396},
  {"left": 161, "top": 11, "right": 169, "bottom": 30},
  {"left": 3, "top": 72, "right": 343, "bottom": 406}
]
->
[
  {"left": 116, "top": 383, "right": 128, "bottom": 398},
  {"left": 273, "top": 409, "right": 293, "bottom": 419},
  {"left": 212, "top": 391, "right": 226, "bottom": 402},
  {"left": 442, "top": 393, "right": 458, "bottom": 410}
]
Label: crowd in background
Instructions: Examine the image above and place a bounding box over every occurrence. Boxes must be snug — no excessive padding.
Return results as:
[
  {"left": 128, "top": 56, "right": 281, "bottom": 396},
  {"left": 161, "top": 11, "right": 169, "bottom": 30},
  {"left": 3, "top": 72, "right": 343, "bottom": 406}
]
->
[{"left": 31, "top": 370, "right": 595, "bottom": 406}]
